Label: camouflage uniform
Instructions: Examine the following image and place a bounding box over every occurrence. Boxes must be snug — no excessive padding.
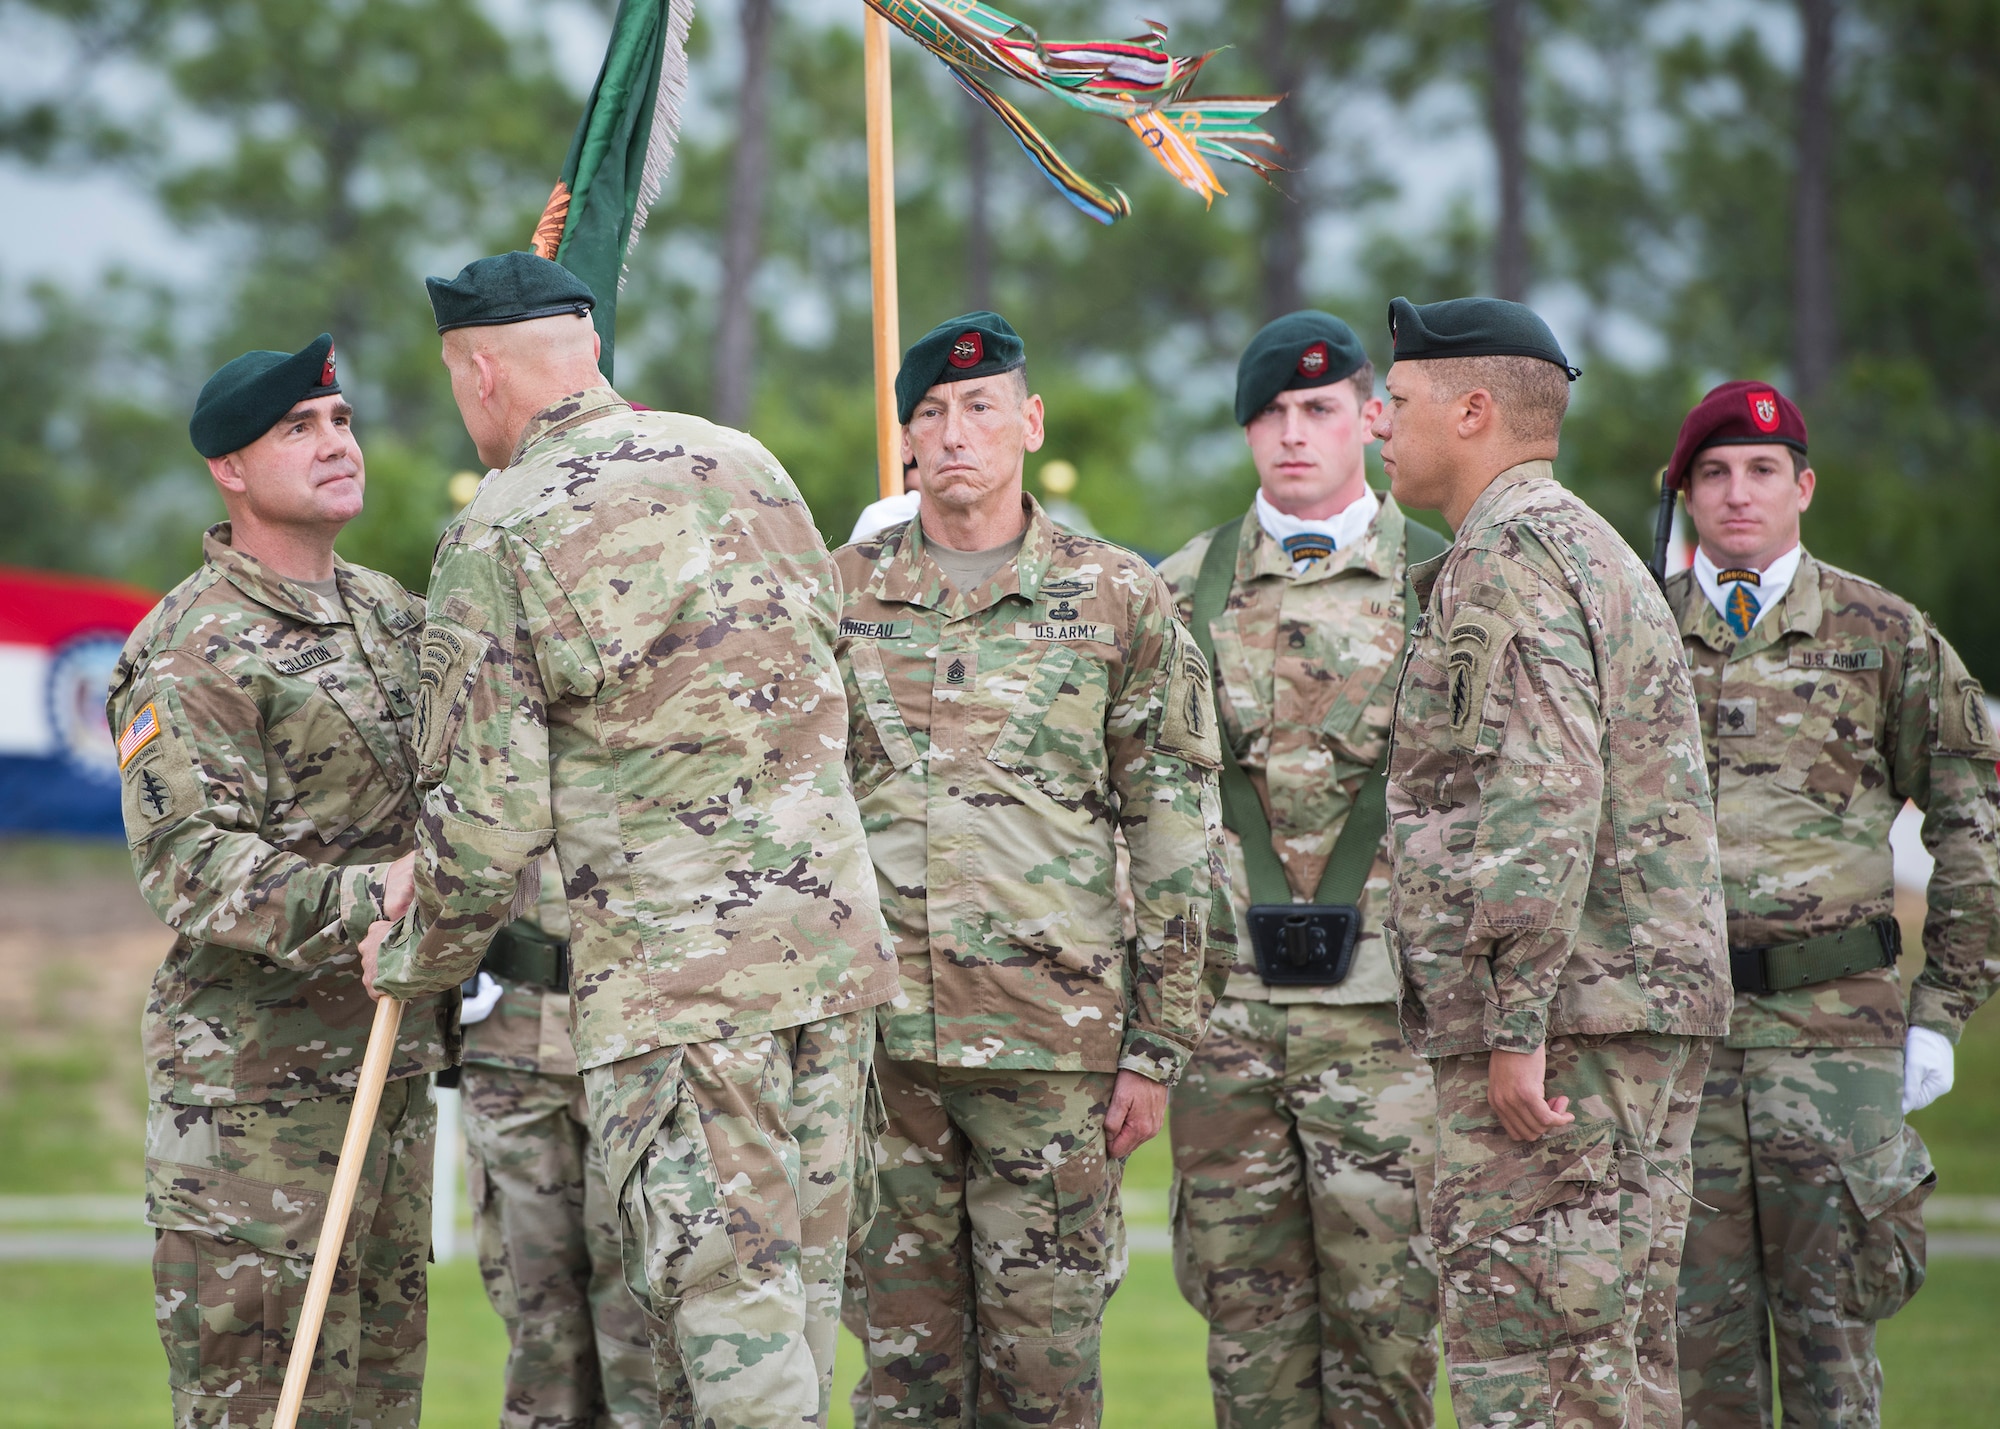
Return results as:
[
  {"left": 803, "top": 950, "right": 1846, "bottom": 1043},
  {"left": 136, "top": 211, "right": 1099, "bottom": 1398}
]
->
[
  {"left": 107, "top": 524, "right": 455, "bottom": 1429},
  {"left": 1385, "top": 462, "right": 1730, "bottom": 1429},
  {"left": 1665, "top": 552, "right": 2000, "bottom": 1428},
  {"left": 461, "top": 854, "right": 664, "bottom": 1428},
  {"left": 832, "top": 497, "right": 1232, "bottom": 1426},
  {"left": 1157, "top": 500, "right": 1440, "bottom": 1429},
  {"left": 371, "top": 388, "right": 899, "bottom": 1428}
]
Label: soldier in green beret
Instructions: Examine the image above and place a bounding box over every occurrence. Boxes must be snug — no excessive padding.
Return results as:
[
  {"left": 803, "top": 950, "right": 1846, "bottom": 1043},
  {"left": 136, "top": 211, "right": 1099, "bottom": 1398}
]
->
[
  {"left": 1660, "top": 382, "right": 2000, "bottom": 1428},
  {"left": 106, "top": 335, "right": 455, "bottom": 1428},
  {"left": 366, "top": 250, "right": 899, "bottom": 1428},
  {"left": 1375, "top": 296, "right": 1729, "bottom": 1429},
  {"left": 832, "top": 311, "right": 1234, "bottom": 1425},
  {"left": 1157, "top": 311, "right": 1444, "bottom": 1429}
]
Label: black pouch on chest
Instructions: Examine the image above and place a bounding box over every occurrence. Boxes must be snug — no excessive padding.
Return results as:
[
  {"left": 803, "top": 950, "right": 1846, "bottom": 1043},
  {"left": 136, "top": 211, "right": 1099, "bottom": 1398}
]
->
[{"left": 1245, "top": 904, "right": 1361, "bottom": 986}]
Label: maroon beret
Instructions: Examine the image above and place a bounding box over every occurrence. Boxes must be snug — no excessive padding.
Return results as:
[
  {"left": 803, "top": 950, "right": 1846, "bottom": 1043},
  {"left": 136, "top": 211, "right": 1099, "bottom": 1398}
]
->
[{"left": 1666, "top": 380, "right": 1808, "bottom": 490}]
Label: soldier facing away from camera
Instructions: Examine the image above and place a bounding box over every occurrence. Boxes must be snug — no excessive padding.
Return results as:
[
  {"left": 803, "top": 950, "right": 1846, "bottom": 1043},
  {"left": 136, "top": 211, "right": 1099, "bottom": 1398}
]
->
[
  {"left": 1375, "top": 296, "right": 1730, "bottom": 1429},
  {"left": 366, "top": 250, "right": 899, "bottom": 1429},
  {"left": 1158, "top": 310, "right": 1443, "bottom": 1429},
  {"left": 1660, "top": 381, "right": 2000, "bottom": 1429},
  {"left": 832, "top": 311, "right": 1234, "bottom": 1428},
  {"left": 108, "top": 334, "right": 454, "bottom": 1428}
]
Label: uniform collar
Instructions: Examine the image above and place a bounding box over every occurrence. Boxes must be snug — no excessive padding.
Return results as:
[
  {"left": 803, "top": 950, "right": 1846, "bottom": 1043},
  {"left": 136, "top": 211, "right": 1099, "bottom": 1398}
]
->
[
  {"left": 203, "top": 522, "right": 355, "bottom": 629},
  {"left": 1238, "top": 487, "right": 1402, "bottom": 586},
  {"left": 509, "top": 385, "right": 631, "bottom": 467},
  {"left": 1457, "top": 459, "right": 1555, "bottom": 540},
  {"left": 865, "top": 491, "right": 1057, "bottom": 618},
  {"left": 1680, "top": 545, "right": 1824, "bottom": 654}
]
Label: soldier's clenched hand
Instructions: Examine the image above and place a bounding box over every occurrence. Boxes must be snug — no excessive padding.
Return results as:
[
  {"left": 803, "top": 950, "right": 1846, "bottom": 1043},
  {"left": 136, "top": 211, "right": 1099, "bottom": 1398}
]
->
[
  {"left": 1487, "top": 1046, "right": 1574, "bottom": 1142},
  {"left": 1105, "top": 1069, "right": 1169, "bottom": 1158},
  {"left": 382, "top": 851, "right": 418, "bottom": 922}
]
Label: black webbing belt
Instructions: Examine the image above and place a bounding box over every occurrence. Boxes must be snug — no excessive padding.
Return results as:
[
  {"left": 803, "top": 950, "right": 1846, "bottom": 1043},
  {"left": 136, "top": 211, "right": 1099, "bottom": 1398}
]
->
[{"left": 480, "top": 920, "right": 571, "bottom": 992}]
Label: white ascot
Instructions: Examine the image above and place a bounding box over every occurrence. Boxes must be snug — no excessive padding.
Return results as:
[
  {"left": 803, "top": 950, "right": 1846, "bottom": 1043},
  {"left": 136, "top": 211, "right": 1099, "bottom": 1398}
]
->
[
  {"left": 1694, "top": 543, "right": 1802, "bottom": 632},
  {"left": 1255, "top": 487, "right": 1380, "bottom": 572}
]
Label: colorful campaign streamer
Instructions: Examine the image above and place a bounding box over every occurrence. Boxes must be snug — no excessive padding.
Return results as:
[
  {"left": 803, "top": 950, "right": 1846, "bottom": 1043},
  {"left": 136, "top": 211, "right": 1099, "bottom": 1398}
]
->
[{"left": 866, "top": 0, "right": 1285, "bottom": 222}]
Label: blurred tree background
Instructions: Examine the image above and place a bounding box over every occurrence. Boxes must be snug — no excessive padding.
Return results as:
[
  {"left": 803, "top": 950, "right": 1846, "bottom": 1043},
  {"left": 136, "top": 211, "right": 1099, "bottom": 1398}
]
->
[{"left": 0, "top": 0, "right": 1995, "bottom": 677}]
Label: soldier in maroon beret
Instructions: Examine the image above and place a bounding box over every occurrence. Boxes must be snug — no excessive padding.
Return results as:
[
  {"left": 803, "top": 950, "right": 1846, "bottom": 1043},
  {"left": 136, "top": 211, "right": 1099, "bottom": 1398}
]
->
[{"left": 1661, "top": 381, "right": 2000, "bottom": 1427}]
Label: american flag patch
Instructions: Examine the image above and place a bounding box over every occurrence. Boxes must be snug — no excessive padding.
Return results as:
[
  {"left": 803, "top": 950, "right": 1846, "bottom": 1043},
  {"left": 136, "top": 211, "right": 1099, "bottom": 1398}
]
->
[{"left": 117, "top": 703, "right": 161, "bottom": 768}]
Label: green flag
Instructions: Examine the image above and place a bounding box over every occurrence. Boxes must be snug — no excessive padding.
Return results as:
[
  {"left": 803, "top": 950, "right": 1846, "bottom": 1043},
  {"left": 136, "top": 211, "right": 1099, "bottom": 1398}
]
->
[{"left": 530, "top": 0, "right": 693, "bottom": 380}]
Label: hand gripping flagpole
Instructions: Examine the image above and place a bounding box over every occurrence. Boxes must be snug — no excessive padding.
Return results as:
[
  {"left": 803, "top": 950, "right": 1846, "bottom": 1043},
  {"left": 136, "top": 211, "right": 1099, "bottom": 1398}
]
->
[
  {"left": 272, "top": 994, "right": 405, "bottom": 1429},
  {"left": 865, "top": 9, "right": 903, "bottom": 500}
]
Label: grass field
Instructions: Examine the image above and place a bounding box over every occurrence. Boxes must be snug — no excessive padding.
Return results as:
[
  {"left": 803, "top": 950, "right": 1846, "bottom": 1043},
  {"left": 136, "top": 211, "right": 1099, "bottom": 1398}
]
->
[{"left": 2, "top": 835, "right": 1996, "bottom": 1425}]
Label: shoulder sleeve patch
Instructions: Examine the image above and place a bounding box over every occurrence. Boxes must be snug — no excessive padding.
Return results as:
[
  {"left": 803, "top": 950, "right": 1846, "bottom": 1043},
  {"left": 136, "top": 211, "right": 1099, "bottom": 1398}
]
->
[
  {"left": 1936, "top": 642, "right": 1996, "bottom": 757},
  {"left": 414, "top": 617, "right": 491, "bottom": 784},
  {"left": 117, "top": 698, "right": 201, "bottom": 844},
  {"left": 116, "top": 702, "right": 162, "bottom": 768},
  {"left": 1447, "top": 609, "right": 1516, "bottom": 751},
  {"left": 1152, "top": 621, "right": 1222, "bottom": 769}
]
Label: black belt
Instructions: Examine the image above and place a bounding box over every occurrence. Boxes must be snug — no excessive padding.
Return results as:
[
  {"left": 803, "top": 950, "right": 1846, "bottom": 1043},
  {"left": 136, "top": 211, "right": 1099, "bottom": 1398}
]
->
[
  {"left": 480, "top": 920, "right": 571, "bottom": 992},
  {"left": 1729, "top": 916, "right": 1900, "bottom": 995}
]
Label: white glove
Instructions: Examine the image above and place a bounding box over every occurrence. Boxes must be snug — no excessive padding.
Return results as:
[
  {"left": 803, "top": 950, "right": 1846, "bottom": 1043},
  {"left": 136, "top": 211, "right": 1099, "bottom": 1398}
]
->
[
  {"left": 459, "top": 971, "right": 504, "bottom": 1026},
  {"left": 1901, "top": 1025, "right": 1955, "bottom": 1115}
]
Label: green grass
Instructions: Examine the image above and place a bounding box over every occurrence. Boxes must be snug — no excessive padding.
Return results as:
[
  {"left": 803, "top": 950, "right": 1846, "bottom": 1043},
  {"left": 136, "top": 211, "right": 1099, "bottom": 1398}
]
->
[{"left": 1909, "top": 1002, "right": 2000, "bottom": 1194}]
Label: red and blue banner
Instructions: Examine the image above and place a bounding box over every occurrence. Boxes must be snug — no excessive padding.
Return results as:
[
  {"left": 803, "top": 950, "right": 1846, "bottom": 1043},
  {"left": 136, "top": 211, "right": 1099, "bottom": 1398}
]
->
[{"left": 0, "top": 566, "right": 158, "bottom": 838}]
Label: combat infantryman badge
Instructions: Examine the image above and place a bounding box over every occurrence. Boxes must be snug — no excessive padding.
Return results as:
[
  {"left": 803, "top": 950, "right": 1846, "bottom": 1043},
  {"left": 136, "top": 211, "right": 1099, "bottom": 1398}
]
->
[
  {"left": 1297, "top": 341, "right": 1329, "bottom": 377},
  {"left": 949, "top": 333, "right": 984, "bottom": 369},
  {"left": 1748, "top": 388, "right": 1780, "bottom": 433}
]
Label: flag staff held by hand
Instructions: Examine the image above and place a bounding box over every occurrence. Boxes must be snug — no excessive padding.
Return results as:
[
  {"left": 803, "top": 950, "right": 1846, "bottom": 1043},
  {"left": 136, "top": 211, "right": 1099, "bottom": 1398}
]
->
[
  {"left": 865, "top": 8, "right": 902, "bottom": 499},
  {"left": 272, "top": 993, "right": 405, "bottom": 1429}
]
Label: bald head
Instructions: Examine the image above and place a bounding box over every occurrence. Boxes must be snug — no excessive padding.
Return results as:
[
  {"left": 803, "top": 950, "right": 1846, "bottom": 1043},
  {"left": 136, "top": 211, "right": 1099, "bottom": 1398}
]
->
[{"left": 441, "top": 312, "right": 606, "bottom": 469}]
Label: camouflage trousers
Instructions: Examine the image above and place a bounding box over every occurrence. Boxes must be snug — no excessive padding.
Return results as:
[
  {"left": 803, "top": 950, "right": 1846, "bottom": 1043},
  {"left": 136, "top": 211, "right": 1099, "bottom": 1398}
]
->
[
  {"left": 1676, "top": 1043, "right": 1935, "bottom": 1429},
  {"left": 1169, "top": 998, "right": 1440, "bottom": 1429},
  {"left": 145, "top": 1074, "right": 436, "bottom": 1429},
  {"left": 461, "top": 1061, "right": 663, "bottom": 1428},
  {"left": 1432, "top": 1033, "right": 1710, "bottom": 1429},
  {"left": 848, "top": 1054, "right": 1127, "bottom": 1428},
  {"left": 584, "top": 1007, "right": 876, "bottom": 1429}
]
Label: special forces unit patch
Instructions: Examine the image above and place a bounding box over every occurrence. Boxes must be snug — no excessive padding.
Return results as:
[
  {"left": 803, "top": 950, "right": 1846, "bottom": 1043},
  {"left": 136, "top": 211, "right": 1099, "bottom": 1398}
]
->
[
  {"left": 1446, "top": 613, "right": 1510, "bottom": 750},
  {"left": 414, "top": 618, "right": 488, "bottom": 783},
  {"left": 117, "top": 702, "right": 198, "bottom": 838}
]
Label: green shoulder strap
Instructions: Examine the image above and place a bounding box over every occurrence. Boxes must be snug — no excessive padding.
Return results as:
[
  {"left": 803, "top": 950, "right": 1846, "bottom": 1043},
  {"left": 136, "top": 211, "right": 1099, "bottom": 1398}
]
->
[{"left": 1190, "top": 509, "right": 1449, "bottom": 907}]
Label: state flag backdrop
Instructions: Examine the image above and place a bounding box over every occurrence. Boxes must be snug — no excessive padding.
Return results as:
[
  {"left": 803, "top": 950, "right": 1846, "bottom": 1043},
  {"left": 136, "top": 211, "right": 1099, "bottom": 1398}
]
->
[{"left": 0, "top": 567, "right": 157, "bottom": 837}]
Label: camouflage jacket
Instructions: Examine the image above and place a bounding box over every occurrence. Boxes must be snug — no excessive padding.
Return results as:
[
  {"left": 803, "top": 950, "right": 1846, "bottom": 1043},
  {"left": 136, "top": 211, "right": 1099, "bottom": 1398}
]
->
[
  {"left": 1385, "top": 462, "right": 1729, "bottom": 1057},
  {"left": 1667, "top": 552, "right": 2000, "bottom": 1049},
  {"left": 372, "top": 388, "right": 898, "bottom": 1065},
  {"left": 831, "top": 496, "right": 1232, "bottom": 1084},
  {"left": 107, "top": 524, "right": 455, "bottom": 1105},
  {"left": 463, "top": 851, "right": 578, "bottom": 1075},
  {"left": 1159, "top": 492, "right": 1418, "bottom": 1006}
]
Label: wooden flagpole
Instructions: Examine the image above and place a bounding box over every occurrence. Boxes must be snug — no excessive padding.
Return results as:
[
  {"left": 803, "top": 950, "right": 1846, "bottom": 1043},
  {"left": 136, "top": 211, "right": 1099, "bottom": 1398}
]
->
[
  {"left": 864, "top": 9, "right": 902, "bottom": 499},
  {"left": 272, "top": 995, "right": 405, "bottom": 1429}
]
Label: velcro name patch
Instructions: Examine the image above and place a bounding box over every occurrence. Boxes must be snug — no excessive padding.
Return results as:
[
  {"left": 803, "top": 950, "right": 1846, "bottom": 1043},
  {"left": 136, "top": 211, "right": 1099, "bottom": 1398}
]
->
[
  {"left": 839, "top": 619, "right": 912, "bottom": 640},
  {"left": 1014, "top": 622, "right": 1114, "bottom": 645},
  {"left": 274, "top": 644, "right": 337, "bottom": 676},
  {"left": 1790, "top": 647, "right": 1884, "bottom": 672}
]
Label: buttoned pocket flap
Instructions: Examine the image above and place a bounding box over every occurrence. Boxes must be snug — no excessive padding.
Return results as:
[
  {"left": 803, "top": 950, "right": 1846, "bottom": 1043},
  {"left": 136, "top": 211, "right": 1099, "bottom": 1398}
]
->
[
  {"left": 147, "top": 1160, "right": 326, "bottom": 1261},
  {"left": 988, "top": 642, "right": 1082, "bottom": 769},
  {"left": 1433, "top": 1119, "right": 1617, "bottom": 1254},
  {"left": 1839, "top": 1123, "right": 1935, "bottom": 1221}
]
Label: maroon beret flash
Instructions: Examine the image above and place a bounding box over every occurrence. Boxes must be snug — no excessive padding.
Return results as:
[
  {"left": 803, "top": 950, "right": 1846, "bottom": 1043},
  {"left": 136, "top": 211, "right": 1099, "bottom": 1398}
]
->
[{"left": 1666, "top": 380, "right": 1808, "bottom": 490}]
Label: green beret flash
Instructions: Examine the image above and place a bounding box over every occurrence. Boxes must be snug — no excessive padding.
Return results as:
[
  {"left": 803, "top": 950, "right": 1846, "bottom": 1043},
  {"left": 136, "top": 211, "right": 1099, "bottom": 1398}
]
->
[
  {"left": 1234, "top": 310, "right": 1368, "bottom": 426},
  {"left": 895, "top": 312, "right": 1026, "bottom": 425},
  {"left": 426, "top": 251, "right": 597, "bottom": 334},
  {"left": 189, "top": 334, "right": 342, "bottom": 460},
  {"left": 1387, "top": 296, "right": 1579, "bottom": 380}
]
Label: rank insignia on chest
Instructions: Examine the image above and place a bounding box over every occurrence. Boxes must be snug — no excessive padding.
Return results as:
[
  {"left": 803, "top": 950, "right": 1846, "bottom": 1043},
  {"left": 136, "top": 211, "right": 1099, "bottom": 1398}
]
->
[
  {"left": 274, "top": 643, "right": 337, "bottom": 676},
  {"left": 946, "top": 657, "right": 967, "bottom": 685},
  {"left": 1717, "top": 697, "right": 1757, "bottom": 737}
]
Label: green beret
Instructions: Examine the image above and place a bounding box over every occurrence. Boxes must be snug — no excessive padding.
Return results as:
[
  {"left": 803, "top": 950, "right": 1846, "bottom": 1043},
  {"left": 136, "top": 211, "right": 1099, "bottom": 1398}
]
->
[
  {"left": 425, "top": 251, "right": 596, "bottom": 334},
  {"left": 895, "top": 312, "right": 1025, "bottom": 425},
  {"left": 1387, "top": 296, "right": 1580, "bottom": 380},
  {"left": 1234, "top": 310, "right": 1367, "bottom": 426},
  {"left": 189, "top": 334, "right": 342, "bottom": 459}
]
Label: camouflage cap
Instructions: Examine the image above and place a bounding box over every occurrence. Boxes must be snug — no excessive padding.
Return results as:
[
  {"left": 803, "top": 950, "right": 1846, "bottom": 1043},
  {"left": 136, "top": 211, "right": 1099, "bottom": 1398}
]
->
[
  {"left": 189, "top": 334, "right": 342, "bottom": 459},
  {"left": 1387, "top": 296, "right": 1580, "bottom": 380},
  {"left": 896, "top": 311, "right": 1025, "bottom": 424},
  {"left": 426, "top": 251, "right": 596, "bottom": 334},
  {"left": 1233, "top": 310, "right": 1368, "bottom": 425},
  {"left": 1665, "top": 379, "right": 1808, "bottom": 490}
]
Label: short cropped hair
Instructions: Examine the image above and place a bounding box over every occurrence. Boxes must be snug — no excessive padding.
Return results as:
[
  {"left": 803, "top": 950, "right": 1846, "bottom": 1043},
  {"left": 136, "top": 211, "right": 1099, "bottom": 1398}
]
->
[
  {"left": 1345, "top": 359, "right": 1376, "bottom": 409},
  {"left": 1422, "top": 355, "right": 1570, "bottom": 442}
]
